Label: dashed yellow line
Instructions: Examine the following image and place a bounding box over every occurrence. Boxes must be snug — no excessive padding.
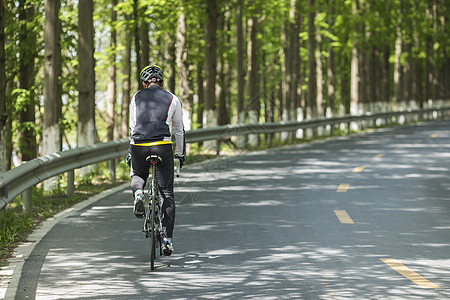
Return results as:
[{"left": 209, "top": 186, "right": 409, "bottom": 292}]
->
[
  {"left": 374, "top": 153, "right": 384, "bottom": 158},
  {"left": 352, "top": 166, "right": 365, "bottom": 173},
  {"left": 337, "top": 184, "right": 350, "bottom": 192},
  {"left": 334, "top": 210, "right": 354, "bottom": 224},
  {"left": 380, "top": 259, "right": 440, "bottom": 289}
]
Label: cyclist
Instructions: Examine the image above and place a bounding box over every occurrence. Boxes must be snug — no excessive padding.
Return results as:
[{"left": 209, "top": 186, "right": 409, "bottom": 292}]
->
[{"left": 129, "top": 65, "right": 185, "bottom": 256}]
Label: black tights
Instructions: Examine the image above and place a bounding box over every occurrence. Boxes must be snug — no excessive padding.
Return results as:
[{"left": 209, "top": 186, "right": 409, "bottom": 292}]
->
[{"left": 130, "top": 144, "right": 175, "bottom": 238}]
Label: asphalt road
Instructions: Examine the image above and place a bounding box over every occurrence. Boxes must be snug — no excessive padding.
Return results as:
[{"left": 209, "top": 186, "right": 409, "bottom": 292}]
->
[{"left": 10, "top": 120, "right": 450, "bottom": 299}]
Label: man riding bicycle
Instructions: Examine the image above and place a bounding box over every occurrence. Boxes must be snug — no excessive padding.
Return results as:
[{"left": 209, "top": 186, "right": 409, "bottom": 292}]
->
[{"left": 129, "top": 65, "right": 185, "bottom": 256}]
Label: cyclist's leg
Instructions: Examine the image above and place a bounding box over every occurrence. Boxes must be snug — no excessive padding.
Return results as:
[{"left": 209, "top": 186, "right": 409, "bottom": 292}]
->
[
  {"left": 130, "top": 145, "right": 151, "bottom": 195},
  {"left": 152, "top": 144, "right": 175, "bottom": 238}
]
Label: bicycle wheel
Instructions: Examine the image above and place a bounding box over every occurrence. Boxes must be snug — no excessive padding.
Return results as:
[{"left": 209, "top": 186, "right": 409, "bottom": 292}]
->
[{"left": 150, "top": 193, "right": 156, "bottom": 270}]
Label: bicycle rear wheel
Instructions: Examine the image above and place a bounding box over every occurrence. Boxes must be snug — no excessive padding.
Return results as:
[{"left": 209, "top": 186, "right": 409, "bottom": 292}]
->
[{"left": 150, "top": 195, "right": 156, "bottom": 270}]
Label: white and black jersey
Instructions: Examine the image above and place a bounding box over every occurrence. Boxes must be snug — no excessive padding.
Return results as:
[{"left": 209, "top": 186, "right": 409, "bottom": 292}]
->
[{"left": 129, "top": 85, "right": 185, "bottom": 155}]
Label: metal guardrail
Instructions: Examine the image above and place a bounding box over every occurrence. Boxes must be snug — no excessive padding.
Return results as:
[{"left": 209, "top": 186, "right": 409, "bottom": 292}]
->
[{"left": 1, "top": 106, "right": 449, "bottom": 211}]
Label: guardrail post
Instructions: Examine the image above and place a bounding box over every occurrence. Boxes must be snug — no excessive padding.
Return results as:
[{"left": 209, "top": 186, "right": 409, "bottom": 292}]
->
[
  {"left": 67, "top": 170, "right": 75, "bottom": 196},
  {"left": 216, "top": 140, "right": 220, "bottom": 156},
  {"left": 108, "top": 159, "right": 116, "bottom": 182},
  {"left": 22, "top": 188, "right": 32, "bottom": 215}
]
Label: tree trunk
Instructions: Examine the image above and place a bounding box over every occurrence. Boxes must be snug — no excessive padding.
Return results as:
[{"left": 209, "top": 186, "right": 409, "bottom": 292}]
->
[
  {"left": 120, "top": 15, "right": 131, "bottom": 139},
  {"left": 106, "top": 0, "right": 117, "bottom": 141},
  {"left": 196, "top": 60, "right": 204, "bottom": 129},
  {"left": 247, "top": 12, "right": 260, "bottom": 147},
  {"left": 393, "top": 28, "right": 402, "bottom": 103},
  {"left": 204, "top": 0, "right": 218, "bottom": 149},
  {"left": 166, "top": 39, "right": 176, "bottom": 93},
  {"left": 382, "top": 44, "right": 390, "bottom": 104},
  {"left": 18, "top": 0, "right": 37, "bottom": 162},
  {"left": 350, "top": 0, "right": 360, "bottom": 117},
  {"left": 0, "top": 0, "right": 6, "bottom": 173},
  {"left": 43, "top": 0, "right": 61, "bottom": 189},
  {"left": 235, "top": 0, "right": 246, "bottom": 148},
  {"left": 425, "top": 0, "right": 435, "bottom": 103},
  {"left": 77, "top": 0, "right": 96, "bottom": 176},
  {"left": 326, "top": 1, "right": 336, "bottom": 115},
  {"left": 176, "top": 0, "right": 191, "bottom": 135},
  {"left": 133, "top": 0, "right": 141, "bottom": 88},
  {"left": 140, "top": 19, "right": 149, "bottom": 67},
  {"left": 289, "top": 0, "right": 301, "bottom": 140},
  {"left": 307, "top": 0, "right": 316, "bottom": 119},
  {"left": 315, "top": 19, "right": 323, "bottom": 118}
]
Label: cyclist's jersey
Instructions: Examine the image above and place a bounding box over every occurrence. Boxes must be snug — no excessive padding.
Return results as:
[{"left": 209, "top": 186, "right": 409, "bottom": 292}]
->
[{"left": 129, "top": 85, "right": 185, "bottom": 155}]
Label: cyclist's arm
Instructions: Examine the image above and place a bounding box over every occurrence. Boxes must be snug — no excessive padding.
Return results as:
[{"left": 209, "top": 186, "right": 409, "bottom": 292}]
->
[
  {"left": 171, "top": 96, "right": 185, "bottom": 156},
  {"left": 129, "top": 92, "right": 138, "bottom": 140}
]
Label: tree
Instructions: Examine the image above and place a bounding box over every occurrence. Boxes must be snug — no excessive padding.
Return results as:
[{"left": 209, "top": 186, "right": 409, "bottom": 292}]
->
[
  {"left": 106, "top": 0, "right": 117, "bottom": 141},
  {"left": 43, "top": 0, "right": 61, "bottom": 189},
  {"left": 247, "top": 4, "right": 261, "bottom": 146},
  {"left": 235, "top": 0, "right": 246, "bottom": 148},
  {"left": 204, "top": 0, "right": 218, "bottom": 149},
  {"left": 77, "top": 0, "right": 96, "bottom": 175},
  {"left": 307, "top": 0, "right": 317, "bottom": 119},
  {"left": 176, "top": 0, "right": 191, "bottom": 136},
  {"left": 18, "top": 0, "right": 37, "bottom": 162},
  {"left": 350, "top": 0, "right": 360, "bottom": 118},
  {"left": 0, "top": 0, "right": 6, "bottom": 173},
  {"left": 119, "top": 13, "right": 132, "bottom": 139}
]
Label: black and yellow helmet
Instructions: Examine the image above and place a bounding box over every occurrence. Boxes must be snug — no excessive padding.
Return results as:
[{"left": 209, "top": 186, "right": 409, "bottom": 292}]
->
[{"left": 140, "top": 65, "right": 164, "bottom": 83}]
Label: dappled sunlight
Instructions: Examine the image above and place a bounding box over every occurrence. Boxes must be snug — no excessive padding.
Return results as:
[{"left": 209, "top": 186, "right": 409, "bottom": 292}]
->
[{"left": 22, "top": 121, "right": 450, "bottom": 299}]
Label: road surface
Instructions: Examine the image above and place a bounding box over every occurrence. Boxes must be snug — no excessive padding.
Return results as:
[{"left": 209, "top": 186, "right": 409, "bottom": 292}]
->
[{"left": 6, "top": 120, "right": 450, "bottom": 299}]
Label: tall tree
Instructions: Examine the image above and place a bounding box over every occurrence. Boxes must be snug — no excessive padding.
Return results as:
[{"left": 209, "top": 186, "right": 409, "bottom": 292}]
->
[
  {"left": 350, "top": 0, "right": 360, "bottom": 117},
  {"left": 77, "top": 0, "right": 96, "bottom": 175},
  {"left": 176, "top": 0, "right": 191, "bottom": 134},
  {"left": 204, "top": 0, "right": 218, "bottom": 149},
  {"left": 133, "top": 0, "right": 141, "bottom": 88},
  {"left": 106, "top": 0, "right": 117, "bottom": 141},
  {"left": 18, "top": 0, "right": 37, "bottom": 162},
  {"left": 288, "top": 0, "right": 301, "bottom": 139},
  {"left": 120, "top": 14, "right": 132, "bottom": 139},
  {"left": 43, "top": 0, "right": 61, "bottom": 189},
  {"left": 307, "top": 0, "right": 317, "bottom": 119},
  {"left": 326, "top": 1, "right": 336, "bottom": 115},
  {"left": 235, "top": 0, "right": 246, "bottom": 148},
  {"left": 0, "top": 0, "right": 6, "bottom": 173},
  {"left": 247, "top": 5, "right": 261, "bottom": 147}
]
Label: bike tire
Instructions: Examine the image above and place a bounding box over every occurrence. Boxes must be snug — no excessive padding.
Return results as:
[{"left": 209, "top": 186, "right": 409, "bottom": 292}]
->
[{"left": 150, "top": 195, "right": 156, "bottom": 270}]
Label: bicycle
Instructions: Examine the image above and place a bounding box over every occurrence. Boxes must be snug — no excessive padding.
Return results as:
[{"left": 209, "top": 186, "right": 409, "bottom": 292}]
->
[{"left": 142, "top": 155, "right": 163, "bottom": 270}]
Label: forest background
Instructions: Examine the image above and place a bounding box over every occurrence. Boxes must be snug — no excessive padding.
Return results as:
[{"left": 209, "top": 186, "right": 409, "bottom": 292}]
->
[{"left": 0, "top": 0, "right": 449, "bottom": 177}]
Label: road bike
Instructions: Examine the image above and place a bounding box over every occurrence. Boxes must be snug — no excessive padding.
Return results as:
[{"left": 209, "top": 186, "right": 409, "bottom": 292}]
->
[
  {"left": 141, "top": 155, "right": 181, "bottom": 270},
  {"left": 142, "top": 155, "right": 163, "bottom": 270}
]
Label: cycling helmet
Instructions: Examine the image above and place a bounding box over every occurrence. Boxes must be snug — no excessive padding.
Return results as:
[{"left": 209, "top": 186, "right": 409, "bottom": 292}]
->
[{"left": 140, "top": 65, "right": 164, "bottom": 83}]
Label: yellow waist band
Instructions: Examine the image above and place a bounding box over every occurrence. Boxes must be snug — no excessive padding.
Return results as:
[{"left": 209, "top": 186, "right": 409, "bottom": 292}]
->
[{"left": 134, "top": 140, "right": 173, "bottom": 147}]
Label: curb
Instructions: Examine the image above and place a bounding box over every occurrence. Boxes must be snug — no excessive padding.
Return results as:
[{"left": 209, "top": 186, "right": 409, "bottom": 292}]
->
[{"left": 0, "top": 182, "right": 129, "bottom": 300}]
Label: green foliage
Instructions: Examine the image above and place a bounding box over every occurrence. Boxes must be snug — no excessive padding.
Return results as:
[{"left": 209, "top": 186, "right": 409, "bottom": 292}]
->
[{"left": 2, "top": 0, "right": 448, "bottom": 169}]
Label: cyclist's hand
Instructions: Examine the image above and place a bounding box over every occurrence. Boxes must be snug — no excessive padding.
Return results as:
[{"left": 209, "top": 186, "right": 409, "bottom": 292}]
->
[
  {"left": 125, "top": 152, "right": 132, "bottom": 168},
  {"left": 174, "top": 154, "right": 185, "bottom": 169}
]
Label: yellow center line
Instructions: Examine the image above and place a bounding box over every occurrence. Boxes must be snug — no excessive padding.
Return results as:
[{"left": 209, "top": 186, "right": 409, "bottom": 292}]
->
[
  {"left": 374, "top": 153, "right": 384, "bottom": 158},
  {"left": 352, "top": 166, "right": 365, "bottom": 173},
  {"left": 334, "top": 210, "right": 354, "bottom": 224},
  {"left": 337, "top": 184, "right": 350, "bottom": 192},
  {"left": 380, "top": 258, "right": 440, "bottom": 289}
]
